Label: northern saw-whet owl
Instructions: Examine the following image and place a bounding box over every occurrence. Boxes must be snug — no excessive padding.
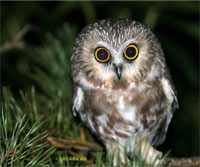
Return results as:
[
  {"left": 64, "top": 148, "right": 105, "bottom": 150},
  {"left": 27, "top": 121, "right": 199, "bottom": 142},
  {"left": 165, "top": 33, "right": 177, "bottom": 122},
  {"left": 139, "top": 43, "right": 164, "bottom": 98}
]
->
[{"left": 71, "top": 18, "right": 178, "bottom": 166}]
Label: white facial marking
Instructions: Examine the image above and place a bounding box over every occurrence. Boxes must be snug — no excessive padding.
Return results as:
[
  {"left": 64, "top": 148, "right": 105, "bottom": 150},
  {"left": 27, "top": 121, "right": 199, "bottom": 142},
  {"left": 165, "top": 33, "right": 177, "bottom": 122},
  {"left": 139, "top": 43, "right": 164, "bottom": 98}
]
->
[
  {"left": 74, "top": 73, "right": 94, "bottom": 89},
  {"left": 120, "top": 38, "right": 135, "bottom": 50},
  {"left": 97, "top": 41, "right": 115, "bottom": 54},
  {"left": 146, "top": 65, "right": 159, "bottom": 81}
]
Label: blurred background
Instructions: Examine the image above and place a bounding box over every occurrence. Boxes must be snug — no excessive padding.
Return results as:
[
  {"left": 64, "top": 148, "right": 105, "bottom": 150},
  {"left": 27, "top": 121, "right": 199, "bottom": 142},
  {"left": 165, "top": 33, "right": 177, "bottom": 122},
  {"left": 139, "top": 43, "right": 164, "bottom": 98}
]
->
[{"left": 1, "top": 1, "right": 199, "bottom": 160}]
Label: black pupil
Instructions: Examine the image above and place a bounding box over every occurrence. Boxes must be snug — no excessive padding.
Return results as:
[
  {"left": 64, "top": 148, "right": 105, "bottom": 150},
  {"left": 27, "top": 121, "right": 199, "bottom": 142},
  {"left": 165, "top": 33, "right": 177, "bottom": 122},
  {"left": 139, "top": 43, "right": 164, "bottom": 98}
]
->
[
  {"left": 126, "top": 46, "right": 136, "bottom": 58},
  {"left": 97, "top": 49, "right": 108, "bottom": 61}
]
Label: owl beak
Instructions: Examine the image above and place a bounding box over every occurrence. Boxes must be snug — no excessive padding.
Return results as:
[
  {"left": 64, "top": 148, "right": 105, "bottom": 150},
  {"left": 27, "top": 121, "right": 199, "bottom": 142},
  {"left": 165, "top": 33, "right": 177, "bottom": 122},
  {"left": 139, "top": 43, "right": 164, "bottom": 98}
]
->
[{"left": 113, "top": 64, "right": 123, "bottom": 80}]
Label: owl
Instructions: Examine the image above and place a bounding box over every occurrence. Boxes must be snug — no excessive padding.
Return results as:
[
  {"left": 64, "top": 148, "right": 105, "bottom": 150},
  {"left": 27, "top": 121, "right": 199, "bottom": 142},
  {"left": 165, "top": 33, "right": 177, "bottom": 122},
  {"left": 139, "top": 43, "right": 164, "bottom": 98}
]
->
[{"left": 71, "top": 18, "right": 178, "bottom": 166}]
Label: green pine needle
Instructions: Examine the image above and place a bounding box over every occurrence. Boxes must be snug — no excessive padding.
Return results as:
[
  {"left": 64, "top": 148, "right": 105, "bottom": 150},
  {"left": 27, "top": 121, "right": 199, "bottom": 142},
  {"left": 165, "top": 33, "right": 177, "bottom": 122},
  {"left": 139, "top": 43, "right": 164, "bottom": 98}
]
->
[{"left": 0, "top": 88, "right": 56, "bottom": 167}]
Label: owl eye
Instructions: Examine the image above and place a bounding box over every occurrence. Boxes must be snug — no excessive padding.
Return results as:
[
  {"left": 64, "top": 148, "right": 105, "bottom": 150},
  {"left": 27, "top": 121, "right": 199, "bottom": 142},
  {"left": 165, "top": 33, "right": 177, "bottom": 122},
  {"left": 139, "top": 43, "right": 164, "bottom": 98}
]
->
[
  {"left": 124, "top": 44, "right": 139, "bottom": 60},
  {"left": 94, "top": 47, "right": 110, "bottom": 63}
]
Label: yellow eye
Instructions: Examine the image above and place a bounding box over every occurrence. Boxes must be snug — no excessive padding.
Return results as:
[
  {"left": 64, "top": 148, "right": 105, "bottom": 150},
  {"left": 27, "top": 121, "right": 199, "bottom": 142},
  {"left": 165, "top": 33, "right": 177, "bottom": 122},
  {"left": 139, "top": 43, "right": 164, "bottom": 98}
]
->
[
  {"left": 94, "top": 47, "right": 110, "bottom": 63},
  {"left": 124, "top": 44, "right": 139, "bottom": 60}
]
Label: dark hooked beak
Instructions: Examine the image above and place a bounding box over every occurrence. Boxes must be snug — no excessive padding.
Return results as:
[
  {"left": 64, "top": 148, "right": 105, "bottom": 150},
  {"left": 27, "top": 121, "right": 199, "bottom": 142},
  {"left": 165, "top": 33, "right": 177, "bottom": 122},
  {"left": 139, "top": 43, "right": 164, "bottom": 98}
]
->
[{"left": 113, "top": 63, "right": 123, "bottom": 80}]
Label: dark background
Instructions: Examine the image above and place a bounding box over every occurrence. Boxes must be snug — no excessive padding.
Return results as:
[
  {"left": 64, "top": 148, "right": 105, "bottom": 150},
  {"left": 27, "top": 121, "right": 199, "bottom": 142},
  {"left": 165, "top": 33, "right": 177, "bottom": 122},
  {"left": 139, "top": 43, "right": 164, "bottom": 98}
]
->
[{"left": 1, "top": 1, "right": 199, "bottom": 157}]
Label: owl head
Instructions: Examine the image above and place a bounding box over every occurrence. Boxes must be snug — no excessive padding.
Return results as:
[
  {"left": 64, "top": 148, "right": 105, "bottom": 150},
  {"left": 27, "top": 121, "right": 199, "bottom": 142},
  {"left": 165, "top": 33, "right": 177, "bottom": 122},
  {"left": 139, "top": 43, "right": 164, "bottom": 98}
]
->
[{"left": 71, "top": 18, "right": 166, "bottom": 89}]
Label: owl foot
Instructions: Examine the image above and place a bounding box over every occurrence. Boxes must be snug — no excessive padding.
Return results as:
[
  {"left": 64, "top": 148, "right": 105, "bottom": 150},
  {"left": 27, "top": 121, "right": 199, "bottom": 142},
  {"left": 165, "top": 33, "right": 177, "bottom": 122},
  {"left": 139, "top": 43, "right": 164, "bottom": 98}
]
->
[
  {"left": 136, "top": 138, "right": 163, "bottom": 167},
  {"left": 107, "top": 143, "right": 126, "bottom": 166}
]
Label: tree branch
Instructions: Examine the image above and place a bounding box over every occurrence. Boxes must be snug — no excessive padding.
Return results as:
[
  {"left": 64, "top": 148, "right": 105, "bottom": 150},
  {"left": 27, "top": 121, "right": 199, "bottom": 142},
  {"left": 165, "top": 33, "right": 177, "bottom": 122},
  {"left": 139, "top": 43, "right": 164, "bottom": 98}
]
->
[
  {"left": 46, "top": 136, "right": 103, "bottom": 151},
  {"left": 47, "top": 136, "right": 200, "bottom": 167},
  {"left": 0, "top": 24, "right": 36, "bottom": 54},
  {"left": 163, "top": 157, "right": 200, "bottom": 167}
]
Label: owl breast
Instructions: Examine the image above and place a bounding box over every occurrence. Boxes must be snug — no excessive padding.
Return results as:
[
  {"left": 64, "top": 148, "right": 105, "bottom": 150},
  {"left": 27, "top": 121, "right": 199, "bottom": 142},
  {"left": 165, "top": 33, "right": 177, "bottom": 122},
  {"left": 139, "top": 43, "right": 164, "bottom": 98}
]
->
[{"left": 77, "top": 80, "right": 168, "bottom": 146}]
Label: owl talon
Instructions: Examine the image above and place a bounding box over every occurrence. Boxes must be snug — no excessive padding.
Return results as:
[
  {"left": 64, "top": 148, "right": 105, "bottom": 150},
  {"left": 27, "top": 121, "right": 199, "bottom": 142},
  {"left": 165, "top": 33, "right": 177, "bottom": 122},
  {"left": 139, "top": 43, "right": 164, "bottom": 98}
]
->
[
  {"left": 154, "top": 158, "right": 162, "bottom": 167},
  {"left": 107, "top": 143, "right": 126, "bottom": 166},
  {"left": 136, "top": 138, "right": 163, "bottom": 166}
]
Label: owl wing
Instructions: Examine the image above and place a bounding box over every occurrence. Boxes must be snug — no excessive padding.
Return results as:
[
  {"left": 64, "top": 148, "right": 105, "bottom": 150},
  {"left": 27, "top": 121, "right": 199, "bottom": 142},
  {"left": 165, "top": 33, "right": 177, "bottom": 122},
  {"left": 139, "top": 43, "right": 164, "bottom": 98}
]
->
[
  {"left": 151, "top": 78, "right": 178, "bottom": 146},
  {"left": 72, "top": 85, "right": 84, "bottom": 117}
]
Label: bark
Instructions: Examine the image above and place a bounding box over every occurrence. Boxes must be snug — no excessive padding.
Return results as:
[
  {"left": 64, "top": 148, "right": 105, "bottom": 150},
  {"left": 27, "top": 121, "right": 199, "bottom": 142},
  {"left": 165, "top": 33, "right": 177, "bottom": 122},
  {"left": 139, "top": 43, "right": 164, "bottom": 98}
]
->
[{"left": 47, "top": 136, "right": 200, "bottom": 167}]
